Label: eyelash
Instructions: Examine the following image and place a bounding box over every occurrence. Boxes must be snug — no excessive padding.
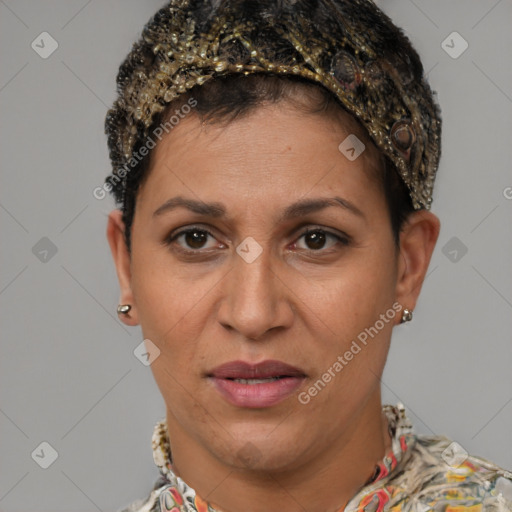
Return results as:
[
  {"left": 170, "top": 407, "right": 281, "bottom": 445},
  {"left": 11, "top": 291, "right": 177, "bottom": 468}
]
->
[{"left": 163, "top": 225, "right": 351, "bottom": 255}]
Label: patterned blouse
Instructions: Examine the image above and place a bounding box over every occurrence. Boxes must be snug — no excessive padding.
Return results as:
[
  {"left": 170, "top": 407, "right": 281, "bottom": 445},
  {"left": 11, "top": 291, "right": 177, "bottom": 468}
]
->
[{"left": 118, "top": 404, "right": 512, "bottom": 512}]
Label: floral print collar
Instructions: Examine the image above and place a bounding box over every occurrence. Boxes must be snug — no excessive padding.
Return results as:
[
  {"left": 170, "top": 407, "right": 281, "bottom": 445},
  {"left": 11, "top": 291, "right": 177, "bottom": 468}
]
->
[{"left": 149, "top": 404, "right": 415, "bottom": 512}]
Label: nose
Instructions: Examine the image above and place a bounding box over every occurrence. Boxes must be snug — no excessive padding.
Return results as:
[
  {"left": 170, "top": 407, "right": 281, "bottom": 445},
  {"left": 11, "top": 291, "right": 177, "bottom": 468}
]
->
[{"left": 216, "top": 246, "right": 294, "bottom": 341}]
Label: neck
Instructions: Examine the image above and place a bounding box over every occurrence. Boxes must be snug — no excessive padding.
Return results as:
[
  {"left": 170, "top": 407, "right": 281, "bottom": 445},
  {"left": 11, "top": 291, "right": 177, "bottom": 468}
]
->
[{"left": 166, "top": 390, "right": 390, "bottom": 512}]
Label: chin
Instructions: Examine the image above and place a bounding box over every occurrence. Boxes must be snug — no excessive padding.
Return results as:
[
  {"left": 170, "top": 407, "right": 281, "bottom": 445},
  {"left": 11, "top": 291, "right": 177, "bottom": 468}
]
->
[
  {"left": 230, "top": 444, "right": 302, "bottom": 473},
  {"left": 217, "top": 424, "right": 310, "bottom": 473}
]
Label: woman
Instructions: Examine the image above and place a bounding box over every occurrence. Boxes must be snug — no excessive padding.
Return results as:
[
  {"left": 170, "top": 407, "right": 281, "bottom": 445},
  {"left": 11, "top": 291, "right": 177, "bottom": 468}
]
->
[{"left": 104, "top": 1, "right": 512, "bottom": 511}]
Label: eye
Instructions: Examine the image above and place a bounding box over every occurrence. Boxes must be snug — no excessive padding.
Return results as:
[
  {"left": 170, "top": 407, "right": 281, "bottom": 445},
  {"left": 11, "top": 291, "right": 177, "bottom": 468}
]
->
[
  {"left": 165, "top": 227, "right": 221, "bottom": 252},
  {"left": 294, "top": 228, "right": 349, "bottom": 252},
  {"left": 164, "top": 226, "right": 350, "bottom": 255}
]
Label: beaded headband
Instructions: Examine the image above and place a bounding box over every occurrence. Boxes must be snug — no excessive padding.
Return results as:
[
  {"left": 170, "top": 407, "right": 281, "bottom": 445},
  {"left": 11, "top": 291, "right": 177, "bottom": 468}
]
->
[{"left": 105, "top": 0, "right": 442, "bottom": 210}]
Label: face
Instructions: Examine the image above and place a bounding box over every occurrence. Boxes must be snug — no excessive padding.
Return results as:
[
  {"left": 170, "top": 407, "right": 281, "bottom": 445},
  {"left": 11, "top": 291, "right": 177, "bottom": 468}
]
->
[{"left": 119, "top": 103, "right": 406, "bottom": 472}]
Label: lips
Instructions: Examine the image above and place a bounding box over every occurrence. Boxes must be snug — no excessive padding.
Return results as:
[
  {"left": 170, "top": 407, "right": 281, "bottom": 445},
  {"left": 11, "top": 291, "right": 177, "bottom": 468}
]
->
[
  {"left": 208, "top": 360, "right": 306, "bottom": 408},
  {"left": 209, "top": 359, "right": 305, "bottom": 379}
]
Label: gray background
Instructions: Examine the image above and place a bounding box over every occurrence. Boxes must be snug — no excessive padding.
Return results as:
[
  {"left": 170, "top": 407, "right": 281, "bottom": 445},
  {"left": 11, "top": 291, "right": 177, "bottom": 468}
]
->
[{"left": 1, "top": 1, "right": 511, "bottom": 511}]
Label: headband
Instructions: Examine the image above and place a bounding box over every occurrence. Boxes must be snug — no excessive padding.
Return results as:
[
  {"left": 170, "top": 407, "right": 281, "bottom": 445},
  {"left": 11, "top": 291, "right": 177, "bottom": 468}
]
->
[{"left": 105, "top": 0, "right": 442, "bottom": 209}]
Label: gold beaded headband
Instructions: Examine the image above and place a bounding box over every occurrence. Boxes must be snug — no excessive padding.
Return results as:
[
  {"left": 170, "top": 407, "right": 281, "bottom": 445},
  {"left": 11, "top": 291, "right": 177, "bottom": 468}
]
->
[{"left": 105, "top": 0, "right": 442, "bottom": 210}]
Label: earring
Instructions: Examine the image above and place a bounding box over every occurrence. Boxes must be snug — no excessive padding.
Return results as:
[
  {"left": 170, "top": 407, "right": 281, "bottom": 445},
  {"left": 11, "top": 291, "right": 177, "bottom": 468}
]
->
[
  {"left": 117, "top": 304, "right": 132, "bottom": 315},
  {"left": 400, "top": 308, "right": 413, "bottom": 323}
]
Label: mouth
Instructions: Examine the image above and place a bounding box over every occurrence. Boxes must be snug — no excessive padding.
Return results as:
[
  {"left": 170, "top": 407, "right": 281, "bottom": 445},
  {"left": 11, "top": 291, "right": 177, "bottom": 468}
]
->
[{"left": 207, "top": 360, "right": 306, "bottom": 408}]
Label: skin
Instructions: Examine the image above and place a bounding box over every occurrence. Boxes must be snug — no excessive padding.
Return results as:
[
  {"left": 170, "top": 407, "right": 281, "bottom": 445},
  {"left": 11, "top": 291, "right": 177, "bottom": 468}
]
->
[{"left": 107, "top": 101, "right": 440, "bottom": 512}]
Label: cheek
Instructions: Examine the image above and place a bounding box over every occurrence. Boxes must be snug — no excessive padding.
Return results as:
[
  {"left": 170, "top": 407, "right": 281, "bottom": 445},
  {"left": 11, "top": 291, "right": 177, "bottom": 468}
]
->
[
  {"left": 130, "top": 258, "right": 209, "bottom": 408},
  {"left": 129, "top": 248, "right": 208, "bottom": 362},
  {"left": 301, "top": 249, "right": 397, "bottom": 336},
  {"left": 294, "top": 248, "right": 397, "bottom": 395}
]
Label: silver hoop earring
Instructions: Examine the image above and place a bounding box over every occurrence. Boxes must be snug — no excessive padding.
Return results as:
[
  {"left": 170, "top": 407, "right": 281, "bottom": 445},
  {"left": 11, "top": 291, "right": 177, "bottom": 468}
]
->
[
  {"left": 400, "top": 308, "right": 413, "bottom": 323},
  {"left": 117, "top": 304, "right": 132, "bottom": 315}
]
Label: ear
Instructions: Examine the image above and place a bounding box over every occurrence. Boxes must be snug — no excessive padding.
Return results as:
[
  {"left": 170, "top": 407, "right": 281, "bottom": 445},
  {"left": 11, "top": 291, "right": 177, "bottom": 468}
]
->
[
  {"left": 106, "top": 209, "right": 139, "bottom": 326},
  {"left": 394, "top": 210, "right": 440, "bottom": 323}
]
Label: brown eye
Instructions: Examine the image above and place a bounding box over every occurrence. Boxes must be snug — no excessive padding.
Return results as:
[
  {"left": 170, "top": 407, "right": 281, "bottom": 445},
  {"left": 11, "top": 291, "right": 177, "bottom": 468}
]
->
[
  {"left": 305, "top": 231, "right": 327, "bottom": 250},
  {"left": 165, "top": 227, "right": 219, "bottom": 252},
  {"left": 296, "top": 229, "right": 349, "bottom": 252},
  {"left": 183, "top": 230, "right": 209, "bottom": 249}
]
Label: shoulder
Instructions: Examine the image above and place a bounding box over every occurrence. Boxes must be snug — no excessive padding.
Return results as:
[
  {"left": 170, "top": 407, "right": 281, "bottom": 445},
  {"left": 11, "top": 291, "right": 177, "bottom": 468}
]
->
[{"left": 409, "top": 433, "right": 512, "bottom": 510}]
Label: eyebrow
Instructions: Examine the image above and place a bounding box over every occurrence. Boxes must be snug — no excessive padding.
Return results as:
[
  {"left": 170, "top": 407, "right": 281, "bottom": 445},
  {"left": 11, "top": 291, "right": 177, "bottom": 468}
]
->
[{"left": 153, "top": 195, "right": 365, "bottom": 221}]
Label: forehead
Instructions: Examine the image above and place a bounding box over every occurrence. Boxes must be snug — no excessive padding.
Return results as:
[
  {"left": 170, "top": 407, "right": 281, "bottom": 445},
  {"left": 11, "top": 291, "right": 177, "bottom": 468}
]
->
[{"left": 138, "top": 103, "right": 384, "bottom": 215}]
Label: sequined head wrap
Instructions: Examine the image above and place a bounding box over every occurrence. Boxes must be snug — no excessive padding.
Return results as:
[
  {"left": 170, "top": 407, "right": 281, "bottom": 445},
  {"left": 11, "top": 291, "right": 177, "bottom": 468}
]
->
[{"left": 105, "top": 0, "right": 442, "bottom": 211}]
